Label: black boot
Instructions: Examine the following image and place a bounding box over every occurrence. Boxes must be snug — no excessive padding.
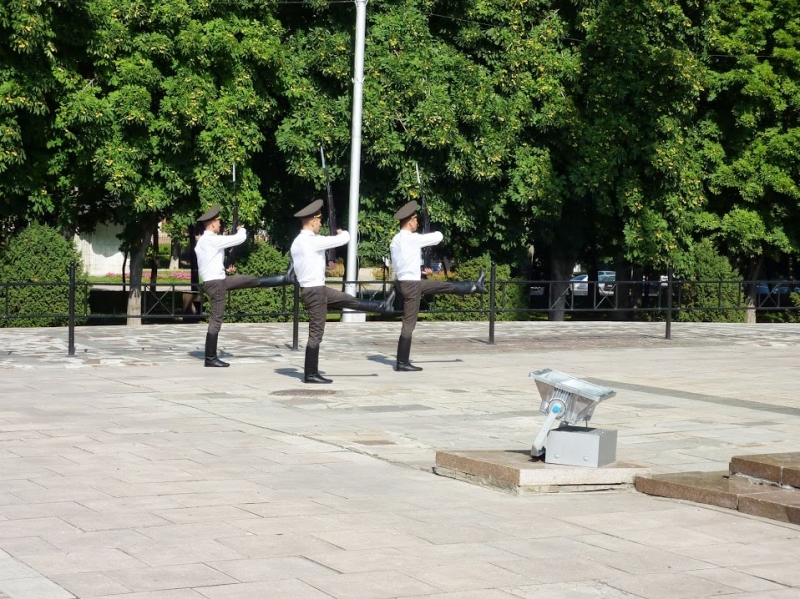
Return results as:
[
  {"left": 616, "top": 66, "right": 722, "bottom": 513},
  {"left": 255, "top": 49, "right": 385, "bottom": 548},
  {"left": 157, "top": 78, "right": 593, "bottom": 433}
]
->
[
  {"left": 204, "top": 332, "right": 229, "bottom": 367},
  {"left": 395, "top": 335, "right": 422, "bottom": 372},
  {"left": 304, "top": 346, "right": 332, "bottom": 384},
  {"left": 474, "top": 268, "right": 486, "bottom": 293},
  {"left": 257, "top": 263, "right": 294, "bottom": 287},
  {"left": 355, "top": 288, "right": 396, "bottom": 314},
  {"left": 452, "top": 269, "right": 486, "bottom": 295}
]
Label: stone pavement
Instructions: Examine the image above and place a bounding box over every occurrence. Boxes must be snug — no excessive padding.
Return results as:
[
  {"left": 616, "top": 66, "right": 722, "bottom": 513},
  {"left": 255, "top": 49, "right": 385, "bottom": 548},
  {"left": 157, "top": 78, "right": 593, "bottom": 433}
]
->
[{"left": 0, "top": 320, "right": 799, "bottom": 599}]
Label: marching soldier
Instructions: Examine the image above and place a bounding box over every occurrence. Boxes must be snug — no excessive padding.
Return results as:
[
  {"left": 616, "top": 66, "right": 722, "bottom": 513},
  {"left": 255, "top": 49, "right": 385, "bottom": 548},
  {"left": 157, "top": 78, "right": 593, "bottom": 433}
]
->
[
  {"left": 390, "top": 200, "right": 485, "bottom": 371},
  {"left": 195, "top": 204, "right": 294, "bottom": 367},
  {"left": 290, "top": 199, "right": 395, "bottom": 383}
]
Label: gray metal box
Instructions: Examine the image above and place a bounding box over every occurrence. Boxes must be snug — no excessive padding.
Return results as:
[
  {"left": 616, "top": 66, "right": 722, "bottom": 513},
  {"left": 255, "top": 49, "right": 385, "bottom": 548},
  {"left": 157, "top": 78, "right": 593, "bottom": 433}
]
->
[{"left": 545, "top": 426, "right": 617, "bottom": 468}]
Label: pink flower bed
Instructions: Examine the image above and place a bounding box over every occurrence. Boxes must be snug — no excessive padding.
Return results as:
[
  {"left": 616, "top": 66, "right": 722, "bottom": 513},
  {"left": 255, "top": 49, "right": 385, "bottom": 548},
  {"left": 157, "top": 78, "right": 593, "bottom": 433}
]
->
[{"left": 105, "top": 272, "right": 192, "bottom": 280}]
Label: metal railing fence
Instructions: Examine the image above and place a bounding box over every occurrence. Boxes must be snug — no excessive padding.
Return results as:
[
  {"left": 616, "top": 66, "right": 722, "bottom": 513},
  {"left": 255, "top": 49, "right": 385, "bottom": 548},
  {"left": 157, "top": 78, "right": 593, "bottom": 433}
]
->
[{"left": 2, "top": 262, "right": 799, "bottom": 356}]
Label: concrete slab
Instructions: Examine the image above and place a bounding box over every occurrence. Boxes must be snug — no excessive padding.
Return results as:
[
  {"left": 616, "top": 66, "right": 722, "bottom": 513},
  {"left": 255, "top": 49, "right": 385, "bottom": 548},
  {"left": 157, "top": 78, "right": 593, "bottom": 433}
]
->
[{"left": 434, "top": 449, "right": 649, "bottom": 493}]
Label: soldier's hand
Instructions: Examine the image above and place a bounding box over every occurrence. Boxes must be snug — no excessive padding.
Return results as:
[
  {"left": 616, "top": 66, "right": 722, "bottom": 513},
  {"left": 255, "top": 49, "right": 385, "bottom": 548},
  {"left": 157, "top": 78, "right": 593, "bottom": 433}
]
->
[
  {"left": 422, "top": 267, "right": 433, "bottom": 276},
  {"left": 336, "top": 229, "right": 344, "bottom": 234},
  {"left": 226, "top": 265, "right": 237, "bottom": 274}
]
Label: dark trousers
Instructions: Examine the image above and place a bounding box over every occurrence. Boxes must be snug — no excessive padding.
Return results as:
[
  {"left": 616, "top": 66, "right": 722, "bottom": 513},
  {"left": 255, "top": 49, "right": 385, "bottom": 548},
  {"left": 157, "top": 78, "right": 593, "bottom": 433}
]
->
[
  {"left": 301, "top": 286, "right": 365, "bottom": 348},
  {"left": 203, "top": 275, "right": 263, "bottom": 334},
  {"left": 396, "top": 279, "right": 460, "bottom": 338}
]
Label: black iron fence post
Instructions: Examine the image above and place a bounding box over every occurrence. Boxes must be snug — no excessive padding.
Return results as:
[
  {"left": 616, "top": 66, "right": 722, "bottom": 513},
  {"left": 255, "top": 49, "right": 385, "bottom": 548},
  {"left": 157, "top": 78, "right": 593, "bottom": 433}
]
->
[
  {"left": 665, "top": 266, "right": 673, "bottom": 340},
  {"left": 488, "top": 262, "right": 496, "bottom": 345},
  {"left": 292, "top": 281, "right": 300, "bottom": 351},
  {"left": 68, "top": 261, "right": 76, "bottom": 356}
]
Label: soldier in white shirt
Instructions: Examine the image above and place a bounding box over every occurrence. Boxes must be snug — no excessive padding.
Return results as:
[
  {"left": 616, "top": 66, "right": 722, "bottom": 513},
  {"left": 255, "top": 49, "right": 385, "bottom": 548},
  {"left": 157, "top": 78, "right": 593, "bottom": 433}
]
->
[
  {"left": 390, "top": 200, "right": 485, "bottom": 372},
  {"left": 290, "top": 200, "right": 395, "bottom": 384},
  {"left": 195, "top": 204, "right": 293, "bottom": 367}
]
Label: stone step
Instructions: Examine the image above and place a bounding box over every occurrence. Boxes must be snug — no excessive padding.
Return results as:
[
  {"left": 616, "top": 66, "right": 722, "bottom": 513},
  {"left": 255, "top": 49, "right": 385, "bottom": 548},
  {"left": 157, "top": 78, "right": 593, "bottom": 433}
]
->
[
  {"left": 635, "top": 470, "right": 800, "bottom": 524},
  {"left": 729, "top": 452, "right": 800, "bottom": 487}
]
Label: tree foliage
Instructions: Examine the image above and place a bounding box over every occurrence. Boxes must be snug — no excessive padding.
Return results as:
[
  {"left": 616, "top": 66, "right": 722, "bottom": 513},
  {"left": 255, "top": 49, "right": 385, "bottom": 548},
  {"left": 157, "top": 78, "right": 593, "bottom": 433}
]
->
[{"left": 0, "top": 0, "right": 799, "bottom": 325}]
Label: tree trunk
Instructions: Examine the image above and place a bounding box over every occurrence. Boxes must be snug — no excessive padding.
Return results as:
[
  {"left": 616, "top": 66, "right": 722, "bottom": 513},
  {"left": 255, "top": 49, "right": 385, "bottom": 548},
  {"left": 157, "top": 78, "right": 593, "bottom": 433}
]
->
[
  {"left": 122, "top": 251, "right": 128, "bottom": 294},
  {"left": 548, "top": 254, "right": 575, "bottom": 322},
  {"left": 612, "top": 258, "right": 632, "bottom": 321},
  {"left": 126, "top": 219, "right": 157, "bottom": 326},
  {"left": 188, "top": 224, "right": 202, "bottom": 315},
  {"left": 149, "top": 228, "right": 159, "bottom": 293},
  {"left": 744, "top": 256, "right": 763, "bottom": 324},
  {"left": 169, "top": 237, "right": 181, "bottom": 270}
]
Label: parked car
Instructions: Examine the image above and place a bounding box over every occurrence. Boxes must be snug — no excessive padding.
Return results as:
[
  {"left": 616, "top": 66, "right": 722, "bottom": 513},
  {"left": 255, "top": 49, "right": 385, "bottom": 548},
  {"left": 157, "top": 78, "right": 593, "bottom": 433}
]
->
[
  {"left": 598, "top": 272, "right": 615, "bottom": 296},
  {"left": 569, "top": 274, "right": 589, "bottom": 296},
  {"left": 771, "top": 282, "right": 800, "bottom": 295}
]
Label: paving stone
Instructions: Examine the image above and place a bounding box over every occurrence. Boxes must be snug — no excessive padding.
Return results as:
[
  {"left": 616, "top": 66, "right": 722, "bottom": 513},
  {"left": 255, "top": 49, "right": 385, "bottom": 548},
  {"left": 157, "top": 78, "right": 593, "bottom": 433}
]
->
[
  {"left": 299, "top": 570, "right": 440, "bottom": 599},
  {"left": 50, "top": 571, "right": 132, "bottom": 597},
  {"left": 92, "top": 591, "right": 206, "bottom": 599},
  {"left": 0, "top": 556, "right": 41, "bottom": 580},
  {"left": 104, "top": 564, "right": 236, "bottom": 592},
  {"left": 0, "top": 518, "right": 81, "bottom": 540},
  {"left": 504, "top": 581, "right": 641, "bottom": 598},
  {"left": 0, "top": 576, "right": 75, "bottom": 599},
  {"left": 206, "top": 556, "right": 336, "bottom": 582},
  {"left": 304, "top": 547, "right": 430, "bottom": 574},
  {"left": 195, "top": 578, "right": 338, "bottom": 599},
  {"left": 735, "top": 562, "right": 800, "bottom": 587},
  {"left": 19, "top": 549, "right": 147, "bottom": 575},
  {"left": 687, "top": 567, "right": 787, "bottom": 592},
  {"left": 601, "top": 571, "right": 742, "bottom": 599}
]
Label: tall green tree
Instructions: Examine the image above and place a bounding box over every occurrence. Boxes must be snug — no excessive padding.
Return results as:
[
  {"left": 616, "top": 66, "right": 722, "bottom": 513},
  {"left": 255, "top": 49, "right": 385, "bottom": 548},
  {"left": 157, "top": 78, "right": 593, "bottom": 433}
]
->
[
  {"left": 0, "top": 0, "right": 96, "bottom": 233},
  {"left": 55, "top": 0, "right": 288, "bottom": 321},
  {"left": 697, "top": 0, "right": 800, "bottom": 320}
]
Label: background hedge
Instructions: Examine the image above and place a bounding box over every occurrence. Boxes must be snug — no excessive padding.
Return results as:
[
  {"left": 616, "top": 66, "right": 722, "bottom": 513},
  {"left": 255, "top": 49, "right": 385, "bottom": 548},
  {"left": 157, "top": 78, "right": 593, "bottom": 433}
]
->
[
  {"left": 0, "top": 223, "right": 90, "bottom": 327},
  {"left": 421, "top": 254, "right": 529, "bottom": 322},
  {"left": 217, "top": 241, "right": 296, "bottom": 323}
]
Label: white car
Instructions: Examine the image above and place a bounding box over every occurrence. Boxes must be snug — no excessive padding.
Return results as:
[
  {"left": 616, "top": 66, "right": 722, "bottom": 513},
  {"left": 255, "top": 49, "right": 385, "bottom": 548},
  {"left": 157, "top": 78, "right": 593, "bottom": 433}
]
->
[
  {"left": 598, "top": 272, "right": 615, "bottom": 296},
  {"left": 570, "top": 274, "right": 589, "bottom": 296}
]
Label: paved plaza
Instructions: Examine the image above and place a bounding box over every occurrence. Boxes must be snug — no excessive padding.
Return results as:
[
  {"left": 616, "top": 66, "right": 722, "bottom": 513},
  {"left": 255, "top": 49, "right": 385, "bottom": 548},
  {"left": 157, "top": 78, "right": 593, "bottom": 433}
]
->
[{"left": 1, "top": 320, "right": 800, "bottom": 598}]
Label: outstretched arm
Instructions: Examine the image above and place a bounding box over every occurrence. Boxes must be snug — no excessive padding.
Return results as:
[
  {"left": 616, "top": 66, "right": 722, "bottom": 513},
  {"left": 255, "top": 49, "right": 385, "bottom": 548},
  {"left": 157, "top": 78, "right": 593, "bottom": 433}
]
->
[
  {"left": 209, "top": 228, "right": 247, "bottom": 250},
  {"left": 412, "top": 231, "right": 443, "bottom": 249},
  {"left": 308, "top": 230, "right": 351, "bottom": 252}
]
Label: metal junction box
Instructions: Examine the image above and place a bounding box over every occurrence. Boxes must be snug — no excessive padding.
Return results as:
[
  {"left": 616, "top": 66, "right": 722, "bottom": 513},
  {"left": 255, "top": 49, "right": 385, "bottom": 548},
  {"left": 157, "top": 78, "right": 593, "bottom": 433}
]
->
[{"left": 545, "top": 426, "right": 617, "bottom": 468}]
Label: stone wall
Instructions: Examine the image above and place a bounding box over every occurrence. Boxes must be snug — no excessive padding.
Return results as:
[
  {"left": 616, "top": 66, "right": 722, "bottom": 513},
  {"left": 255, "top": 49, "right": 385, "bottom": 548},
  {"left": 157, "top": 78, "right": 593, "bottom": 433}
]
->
[{"left": 73, "top": 222, "right": 126, "bottom": 276}]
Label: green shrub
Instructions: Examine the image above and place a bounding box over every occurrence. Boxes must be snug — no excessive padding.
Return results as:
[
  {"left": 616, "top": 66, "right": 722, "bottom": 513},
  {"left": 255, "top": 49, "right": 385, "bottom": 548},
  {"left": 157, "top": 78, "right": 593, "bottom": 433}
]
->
[
  {"left": 0, "top": 223, "right": 90, "bottom": 327},
  {"left": 219, "top": 241, "right": 295, "bottom": 322},
  {"left": 674, "top": 239, "right": 745, "bottom": 323},
  {"left": 423, "top": 254, "right": 529, "bottom": 322}
]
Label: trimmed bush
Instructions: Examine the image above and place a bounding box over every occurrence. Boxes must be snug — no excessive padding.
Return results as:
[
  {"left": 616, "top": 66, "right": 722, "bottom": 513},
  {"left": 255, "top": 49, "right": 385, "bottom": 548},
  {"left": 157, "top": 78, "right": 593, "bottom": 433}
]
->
[
  {"left": 219, "top": 241, "right": 295, "bottom": 322},
  {"left": 674, "top": 239, "right": 746, "bottom": 323},
  {"left": 0, "top": 223, "right": 90, "bottom": 327},
  {"left": 422, "top": 254, "right": 529, "bottom": 322}
]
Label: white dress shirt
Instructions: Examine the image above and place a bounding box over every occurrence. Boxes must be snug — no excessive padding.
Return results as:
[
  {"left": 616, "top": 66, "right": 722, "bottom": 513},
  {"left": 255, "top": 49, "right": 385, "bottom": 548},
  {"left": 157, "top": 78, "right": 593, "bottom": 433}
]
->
[
  {"left": 290, "top": 229, "right": 350, "bottom": 287},
  {"left": 390, "top": 230, "right": 443, "bottom": 281},
  {"left": 195, "top": 229, "right": 247, "bottom": 282}
]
